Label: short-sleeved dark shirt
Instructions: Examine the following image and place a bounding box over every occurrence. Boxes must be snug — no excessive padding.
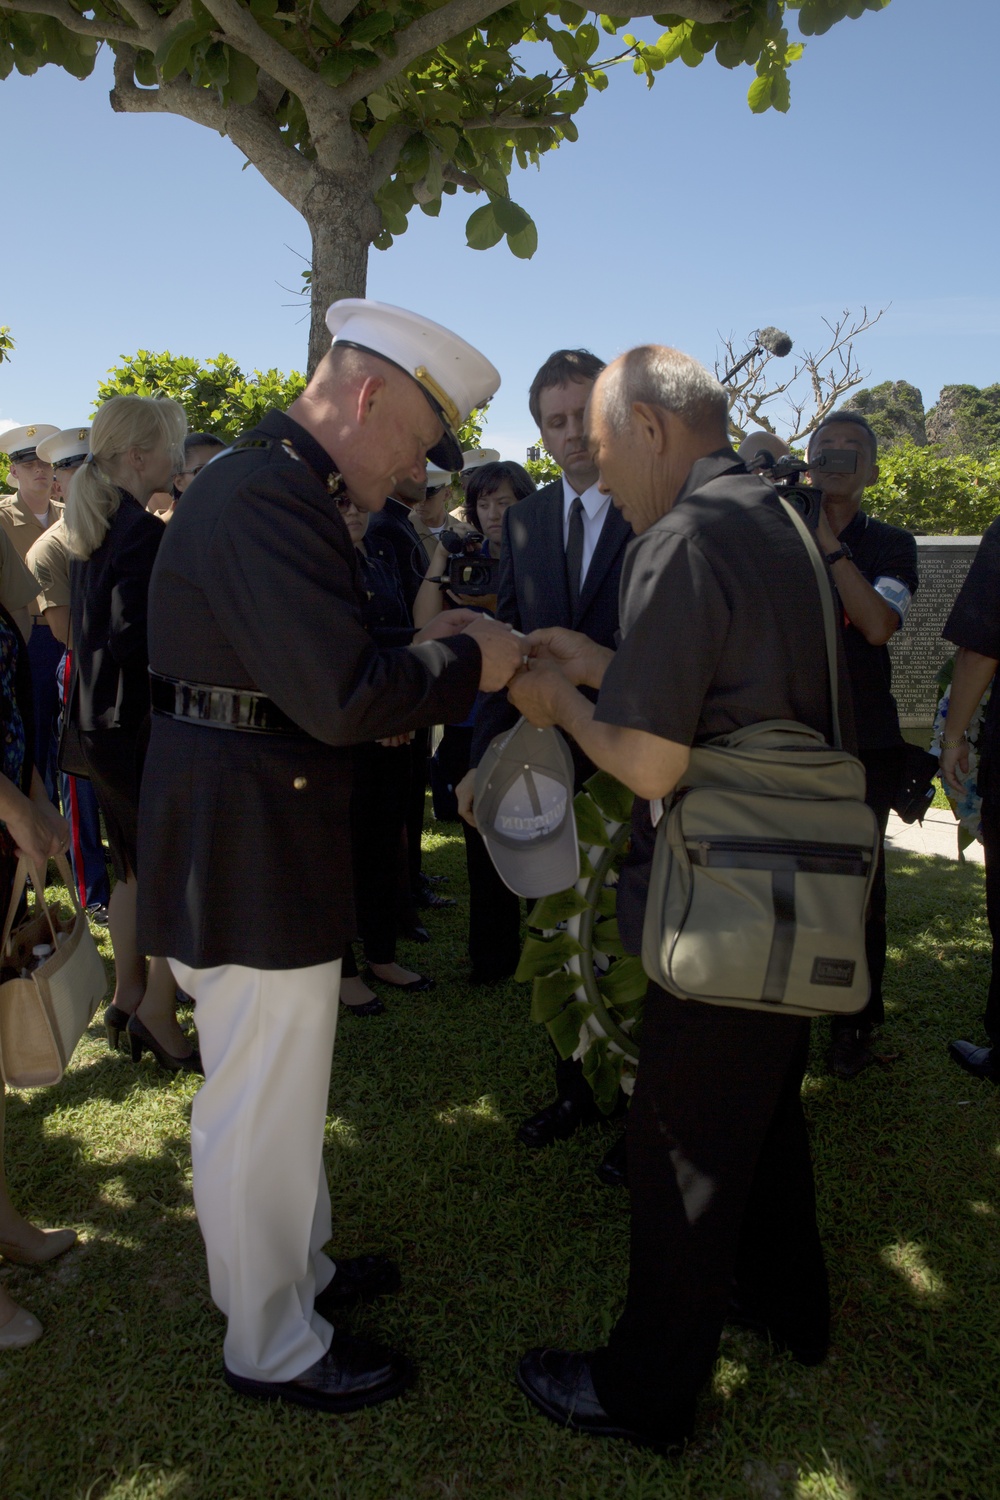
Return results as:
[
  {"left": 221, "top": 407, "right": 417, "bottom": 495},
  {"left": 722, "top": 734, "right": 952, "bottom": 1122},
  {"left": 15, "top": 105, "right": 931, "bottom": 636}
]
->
[
  {"left": 942, "top": 515, "right": 1000, "bottom": 789},
  {"left": 835, "top": 510, "right": 918, "bottom": 752},
  {"left": 595, "top": 450, "right": 855, "bottom": 952}
]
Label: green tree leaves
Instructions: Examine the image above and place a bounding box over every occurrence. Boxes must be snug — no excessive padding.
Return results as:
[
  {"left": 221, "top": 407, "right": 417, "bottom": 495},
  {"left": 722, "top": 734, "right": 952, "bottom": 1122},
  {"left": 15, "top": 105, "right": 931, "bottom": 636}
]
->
[
  {"left": 95, "top": 350, "right": 305, "bottom": 441},
  {"left": 465, "top": 196, "right": 538, "bottom": 259}
]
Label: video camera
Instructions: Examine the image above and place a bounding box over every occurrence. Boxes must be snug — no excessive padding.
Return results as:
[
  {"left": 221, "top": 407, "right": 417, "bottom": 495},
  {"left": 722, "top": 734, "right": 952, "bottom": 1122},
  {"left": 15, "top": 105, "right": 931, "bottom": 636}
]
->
[
  {"left": 747, "top": 448, "right": 858, "bottom": 529},
  {"left": 436, "top": 528, "right": 499, "bottom": 599}
]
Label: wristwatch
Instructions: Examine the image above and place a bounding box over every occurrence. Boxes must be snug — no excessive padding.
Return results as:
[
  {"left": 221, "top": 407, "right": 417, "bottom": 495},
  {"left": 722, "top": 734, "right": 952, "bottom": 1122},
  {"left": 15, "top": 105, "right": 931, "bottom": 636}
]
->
[{"left": 824, "top": 543, "right": 852, "bottom": 566}]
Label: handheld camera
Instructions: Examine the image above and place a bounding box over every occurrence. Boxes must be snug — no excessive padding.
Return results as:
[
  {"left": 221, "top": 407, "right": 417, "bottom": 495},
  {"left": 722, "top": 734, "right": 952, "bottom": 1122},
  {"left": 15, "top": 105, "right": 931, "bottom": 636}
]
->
[
  {"left": 436, "top": 528, "right": 499, "bottom": 598},
  {"left": 748, "top": 448, "right": 858, "bottom": 528}
]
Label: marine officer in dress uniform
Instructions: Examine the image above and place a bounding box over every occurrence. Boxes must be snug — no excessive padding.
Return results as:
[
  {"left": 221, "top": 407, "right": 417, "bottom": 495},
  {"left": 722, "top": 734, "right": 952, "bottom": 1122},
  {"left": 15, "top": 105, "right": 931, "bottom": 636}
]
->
[
  {"left": 136, "top": 301, "right": 522, "bottom": 1417},
  {"left": 0, "top": 423, "right": 64, "bottom": 798},
  {"left": 27, "top": 428, "right": 112, "bottom": 919}
]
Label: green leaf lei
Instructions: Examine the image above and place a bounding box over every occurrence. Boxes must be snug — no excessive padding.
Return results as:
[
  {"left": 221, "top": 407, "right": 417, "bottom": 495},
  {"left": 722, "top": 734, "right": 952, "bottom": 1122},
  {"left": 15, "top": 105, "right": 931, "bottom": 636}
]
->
[{"left": 515, "top": 771, "right": 645, "bottom": 1114}]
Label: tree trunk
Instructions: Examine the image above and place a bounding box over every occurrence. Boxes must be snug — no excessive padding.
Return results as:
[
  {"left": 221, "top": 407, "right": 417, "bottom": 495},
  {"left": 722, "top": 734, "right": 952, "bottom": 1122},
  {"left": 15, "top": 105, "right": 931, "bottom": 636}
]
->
[{"left": 304, "top": 167, "right": 381, "bottom": 376}]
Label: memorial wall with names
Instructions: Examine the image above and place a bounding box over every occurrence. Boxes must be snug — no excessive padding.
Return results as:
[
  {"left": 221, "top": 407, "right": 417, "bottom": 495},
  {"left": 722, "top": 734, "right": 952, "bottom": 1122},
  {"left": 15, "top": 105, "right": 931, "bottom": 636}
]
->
[{"left": 888, "top": 536, "right": 980, "bottom": 728}]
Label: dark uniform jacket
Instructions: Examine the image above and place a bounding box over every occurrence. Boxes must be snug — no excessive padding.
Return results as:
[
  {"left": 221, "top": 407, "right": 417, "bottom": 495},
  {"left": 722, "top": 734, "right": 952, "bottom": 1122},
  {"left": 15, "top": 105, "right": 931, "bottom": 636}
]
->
[
  {"left": 136, "top": 411, "right": 481, "bottom": 970},
  {"left": 470, "top": 477, "right": 632, "bottom": 779},
  {"left": 69, "top": 490, "right": 163, "bottom": 733}
]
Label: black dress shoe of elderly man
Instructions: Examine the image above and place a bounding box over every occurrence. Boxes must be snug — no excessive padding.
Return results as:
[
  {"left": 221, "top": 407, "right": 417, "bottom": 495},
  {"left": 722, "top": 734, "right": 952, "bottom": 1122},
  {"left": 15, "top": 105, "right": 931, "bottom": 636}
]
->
[
  {"left": 596, "top": 1131, "right": 629, "bottom": 1189},
  {"left": 517, "top": 1095, "right": 601, "bottom": 1149},
  {"left": 948, "top": 1040, "right": 999, "bottom": 1082},
  {"left": 224, "top": 1333, "right": 415, "bottom": 1413},
  {"left": 515, "top": 1349, "right": 684, "bottom": 1456},
  {"left": 314, "top": 1255, "right": 401, "bottom": 1317}
]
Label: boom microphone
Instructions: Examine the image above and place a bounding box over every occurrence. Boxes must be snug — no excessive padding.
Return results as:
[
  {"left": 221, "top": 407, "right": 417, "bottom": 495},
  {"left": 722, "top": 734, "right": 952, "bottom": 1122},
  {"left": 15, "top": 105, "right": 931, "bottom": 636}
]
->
[
  {"left": 757, "top": 326, "right": 793, "bottom": 358},
  {"left": 721, "top": 325, "right": 794, "bottom": 384}
]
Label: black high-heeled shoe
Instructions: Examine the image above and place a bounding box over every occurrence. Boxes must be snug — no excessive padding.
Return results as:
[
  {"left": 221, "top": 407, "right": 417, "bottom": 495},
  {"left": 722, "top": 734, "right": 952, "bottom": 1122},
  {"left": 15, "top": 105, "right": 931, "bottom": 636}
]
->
[
  {"left": 126, "top": 1014, "right": 203, "bottom": 1075},
  {"left": 104, "top": 1003, "right": 132, "bottom": 1052}
]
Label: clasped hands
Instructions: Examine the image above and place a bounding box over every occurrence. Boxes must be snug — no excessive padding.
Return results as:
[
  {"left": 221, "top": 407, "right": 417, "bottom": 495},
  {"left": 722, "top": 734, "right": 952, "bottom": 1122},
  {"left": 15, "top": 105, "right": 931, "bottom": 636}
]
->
[{"left": 416, "top": 611, "right": 610, "bottom": 707}]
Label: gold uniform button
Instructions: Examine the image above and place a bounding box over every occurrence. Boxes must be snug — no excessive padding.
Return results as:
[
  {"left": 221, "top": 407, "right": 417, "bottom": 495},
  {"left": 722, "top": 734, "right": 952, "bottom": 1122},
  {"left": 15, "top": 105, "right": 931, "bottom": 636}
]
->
[{"left": 293, "top": 776, "right": 308, "bottom": 790}]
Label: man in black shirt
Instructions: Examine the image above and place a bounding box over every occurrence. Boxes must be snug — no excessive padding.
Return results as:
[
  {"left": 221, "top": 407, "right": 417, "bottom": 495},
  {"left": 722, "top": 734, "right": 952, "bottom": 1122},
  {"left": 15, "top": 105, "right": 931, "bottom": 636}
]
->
[
  {"left": 808, "top": 412, "right": 918, "bottom": 1078},
  {"left": 940, "top": 520, "right": 1000, "bottom": 1083},
  {"left": 508, "top": 344, "right": 847, "bottom": 1453}
]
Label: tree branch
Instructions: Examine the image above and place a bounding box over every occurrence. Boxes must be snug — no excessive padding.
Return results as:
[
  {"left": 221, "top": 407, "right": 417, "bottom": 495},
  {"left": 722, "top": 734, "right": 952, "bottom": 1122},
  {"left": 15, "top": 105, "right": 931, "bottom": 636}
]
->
[
  {"left": 341, "top": 0, "right": 513, "bottom": 106},
  {"left": 463, "top": 112, "right": 571, "bottom": 130},
  {"left": 112, "top": 0, "right": 166, "bottom": 37},
  {"left": 602, "top": 1, "right": 737, "bottom": 17},
  {"left": 0, "top": 0, "right": 138, "bottom": 45},
  {"left": 199, "top": 0, "right": 328, "bottom": 110},
  {"left": 110, "top": 45, "right": 316, "bottom": 210}
]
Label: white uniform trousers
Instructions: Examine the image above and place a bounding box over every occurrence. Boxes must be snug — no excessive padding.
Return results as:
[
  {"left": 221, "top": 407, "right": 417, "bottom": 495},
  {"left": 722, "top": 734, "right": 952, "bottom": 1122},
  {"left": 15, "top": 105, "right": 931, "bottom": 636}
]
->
[{"left": 169, "top": 957, "right": 342, "bottom": 1382}]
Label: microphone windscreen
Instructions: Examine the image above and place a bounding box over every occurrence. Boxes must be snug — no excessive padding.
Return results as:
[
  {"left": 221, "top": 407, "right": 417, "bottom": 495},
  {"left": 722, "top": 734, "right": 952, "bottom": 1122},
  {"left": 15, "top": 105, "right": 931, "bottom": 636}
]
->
[{"left": 758, "top": 326, "right": 793, "bottom": 358}]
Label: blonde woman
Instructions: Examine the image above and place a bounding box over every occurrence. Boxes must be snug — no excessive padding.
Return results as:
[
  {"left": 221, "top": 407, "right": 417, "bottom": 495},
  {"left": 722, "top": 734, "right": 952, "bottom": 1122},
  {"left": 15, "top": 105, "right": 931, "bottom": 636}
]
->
[{"left": 65, "top": 396, "right": 200, "bottom": 1073}]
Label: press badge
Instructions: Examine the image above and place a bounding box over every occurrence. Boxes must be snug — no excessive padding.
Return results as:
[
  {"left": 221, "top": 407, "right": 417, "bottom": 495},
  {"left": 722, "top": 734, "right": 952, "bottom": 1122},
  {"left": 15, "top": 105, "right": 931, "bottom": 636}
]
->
[{"left": 874, "top": 576, "right": 913, "bottom": 622}]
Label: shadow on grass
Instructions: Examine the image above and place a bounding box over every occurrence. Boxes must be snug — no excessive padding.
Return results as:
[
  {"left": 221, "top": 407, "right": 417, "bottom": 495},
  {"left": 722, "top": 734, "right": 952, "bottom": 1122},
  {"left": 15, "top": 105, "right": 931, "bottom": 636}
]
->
[{"left": 2, "top": 843, "right": 998, "bottom": 1498}]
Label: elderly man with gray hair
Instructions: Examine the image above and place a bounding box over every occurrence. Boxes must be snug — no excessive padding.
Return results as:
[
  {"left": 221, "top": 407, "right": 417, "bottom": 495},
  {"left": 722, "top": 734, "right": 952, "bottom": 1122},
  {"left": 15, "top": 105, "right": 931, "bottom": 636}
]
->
[{"left": 508, "top": 344, "right": 853, "bottom": 1453}]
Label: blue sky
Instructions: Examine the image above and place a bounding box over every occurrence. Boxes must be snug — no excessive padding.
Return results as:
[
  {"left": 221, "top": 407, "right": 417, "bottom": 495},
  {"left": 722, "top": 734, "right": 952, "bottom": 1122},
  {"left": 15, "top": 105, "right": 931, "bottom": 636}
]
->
[{"left": 1, "top": 0, "right": 997, "bottom": 462}]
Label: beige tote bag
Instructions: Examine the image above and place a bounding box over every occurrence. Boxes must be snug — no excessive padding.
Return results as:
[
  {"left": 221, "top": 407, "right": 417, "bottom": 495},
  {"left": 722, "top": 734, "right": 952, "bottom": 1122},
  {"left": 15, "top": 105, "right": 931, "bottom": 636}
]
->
[{"left": 0, "top": 854, "right": 108, "bottom": 1087}]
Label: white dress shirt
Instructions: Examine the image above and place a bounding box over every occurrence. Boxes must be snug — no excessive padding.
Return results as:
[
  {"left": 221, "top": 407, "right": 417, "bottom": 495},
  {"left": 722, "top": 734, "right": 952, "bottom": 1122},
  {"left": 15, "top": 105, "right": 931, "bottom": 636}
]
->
[{"left": 561, "top": 475, "right": 611, "bottom": 586}]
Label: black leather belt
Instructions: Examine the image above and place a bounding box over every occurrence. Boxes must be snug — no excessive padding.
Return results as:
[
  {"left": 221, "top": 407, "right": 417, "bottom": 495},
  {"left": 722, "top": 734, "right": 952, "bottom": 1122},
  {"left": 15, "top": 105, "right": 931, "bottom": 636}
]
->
[{"left": 149, "top": 672, "right": 301, "bottom": 735}]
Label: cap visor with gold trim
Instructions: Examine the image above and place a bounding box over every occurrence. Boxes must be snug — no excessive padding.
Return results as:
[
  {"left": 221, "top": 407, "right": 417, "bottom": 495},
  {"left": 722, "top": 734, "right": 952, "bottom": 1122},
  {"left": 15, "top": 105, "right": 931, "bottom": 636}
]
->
[
  {"left": 1, "top": 423, "right": 59, "bottom": 462},
  {"left": 325, "top": 299, "right": 500, "bottom": 471}
]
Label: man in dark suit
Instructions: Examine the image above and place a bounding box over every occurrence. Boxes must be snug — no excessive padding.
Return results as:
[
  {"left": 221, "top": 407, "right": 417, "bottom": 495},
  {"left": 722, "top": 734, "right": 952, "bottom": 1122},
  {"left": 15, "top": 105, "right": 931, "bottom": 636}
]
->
[
  {"left": 459, "top": 349, "right": 632, "bottom": 1150},
  {"left": 136, "top": 301, "right": 521, "bottom": 1418}
]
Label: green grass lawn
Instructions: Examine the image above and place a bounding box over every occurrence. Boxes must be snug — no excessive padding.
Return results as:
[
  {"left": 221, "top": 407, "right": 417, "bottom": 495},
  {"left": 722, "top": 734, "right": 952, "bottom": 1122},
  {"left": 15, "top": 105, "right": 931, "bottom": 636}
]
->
[{"left": 1, "top": 820, "right": 998, "bottom": 1500}]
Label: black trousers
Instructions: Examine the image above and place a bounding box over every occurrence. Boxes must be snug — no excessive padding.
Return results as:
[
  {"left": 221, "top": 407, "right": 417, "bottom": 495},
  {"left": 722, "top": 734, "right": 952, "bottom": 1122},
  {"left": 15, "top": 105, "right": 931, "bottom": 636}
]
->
[
  {"left": 349, "top": 741, "right": 412, "bottom": 965},
  {"left": 832, "top": 746, "right": 901, "bottom": 1035},
  {"left": 590, "top": 983, "right": 828, "bottom": 1447},
  {"left": 462, "top": 819, "right": 523, "bottom": 981},
  {"left": 979, "top": 785, "right": 1000, "bottom": 1047},
  {"left": 404, "top": 727, "right": 430, "bottom": 890}
]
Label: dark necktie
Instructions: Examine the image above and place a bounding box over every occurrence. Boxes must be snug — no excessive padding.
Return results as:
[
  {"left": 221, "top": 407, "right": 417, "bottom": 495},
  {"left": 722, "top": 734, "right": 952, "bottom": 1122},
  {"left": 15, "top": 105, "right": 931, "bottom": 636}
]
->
[{"left": 566, "top": 496, "right": 585, "bottom": 614}]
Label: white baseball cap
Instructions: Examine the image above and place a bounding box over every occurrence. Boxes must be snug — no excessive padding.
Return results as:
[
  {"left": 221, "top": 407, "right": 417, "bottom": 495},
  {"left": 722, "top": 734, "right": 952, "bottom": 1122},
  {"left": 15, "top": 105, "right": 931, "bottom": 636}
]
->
[
  {"left": 475, "top": 718, "right": 580, "bottom": 899},
  {"left": 325, "top": 299, "right": 500, "bottom": 471}
]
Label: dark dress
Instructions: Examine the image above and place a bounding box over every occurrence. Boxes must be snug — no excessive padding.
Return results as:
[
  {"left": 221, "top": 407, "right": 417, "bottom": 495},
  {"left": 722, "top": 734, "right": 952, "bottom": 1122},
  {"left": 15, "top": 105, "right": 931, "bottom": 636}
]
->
[
  {"left": 69, "top": 490, "right": 164, "bottom": 880},
  {"left": 0, "top": 603, "right": 35, "bottom": 910}
]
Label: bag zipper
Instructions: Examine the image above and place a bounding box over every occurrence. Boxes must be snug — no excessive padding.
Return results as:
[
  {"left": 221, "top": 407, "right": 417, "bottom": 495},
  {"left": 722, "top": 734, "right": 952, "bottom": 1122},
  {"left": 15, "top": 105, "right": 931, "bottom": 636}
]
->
[{"left": 690, "top": 836, "right": 870, "bottom": 870}]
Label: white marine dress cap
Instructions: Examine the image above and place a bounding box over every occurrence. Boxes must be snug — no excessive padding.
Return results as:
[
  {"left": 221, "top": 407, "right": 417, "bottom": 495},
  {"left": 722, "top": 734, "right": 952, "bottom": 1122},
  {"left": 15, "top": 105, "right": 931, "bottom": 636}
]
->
[
  {"left": 325, "top": 299, "right": 500, "bottom": 471},
  {"left": 475, "top": 717, "right": 580, "bottom": 899},
  {"left": 36, "top": 427, "right": 91, "bottom": 468},
  {"left": 460, "top": 448, "right": 501, "bottom": 470},
  {"left": 1, "top": 423, "right": 60, "bottom": 461}
]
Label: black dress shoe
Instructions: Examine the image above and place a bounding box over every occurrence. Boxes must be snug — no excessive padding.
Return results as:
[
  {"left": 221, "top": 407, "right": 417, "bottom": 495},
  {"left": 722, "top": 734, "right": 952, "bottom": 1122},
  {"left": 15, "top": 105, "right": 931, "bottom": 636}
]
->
[
  {"left": 416, "top": 889, "right": 457, "bottom": 910},
  {"left": 515, "top": 1348, "right": 682, "bottom": 1455},
  {"left": 826, "top": 1026, "right": 875, "bottom": 1080},
  {"left": 596, "top": 1131, "right": 629, "bottom": 1189},
  {"left": 517, "top": 1095, "right": 601, "bottom": 1149},
  {"left": 364, "top": 967, "right": 434, "bottom": 993},
  {"left": 224, "top": 1331, "right": 415, "bottom": 1413},
  {"left": 314, "top": 1255, "right": 401, "bottom": 1317},
  {"left": 948, "top": 1039, "right": 998, "bottom": 1082},
  {"left": 340, "top": 997, "right": 387, "bottom": 1018},
  {"left": 726, "top": 1296, "right": 829, "bottom": 1367}
]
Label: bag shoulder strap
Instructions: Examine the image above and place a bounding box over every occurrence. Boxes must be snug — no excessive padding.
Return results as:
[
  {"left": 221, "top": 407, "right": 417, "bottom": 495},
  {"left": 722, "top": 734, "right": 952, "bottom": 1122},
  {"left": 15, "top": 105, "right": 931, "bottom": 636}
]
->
[
  {"left": 0, "top": 857, "right": 29, "bottom": 958},
  {"left": 776, "top": 496, "right": 843, "bottom": 752},
  {"left": 674, "top": 473, "right": 843, "bottom": 750}
]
